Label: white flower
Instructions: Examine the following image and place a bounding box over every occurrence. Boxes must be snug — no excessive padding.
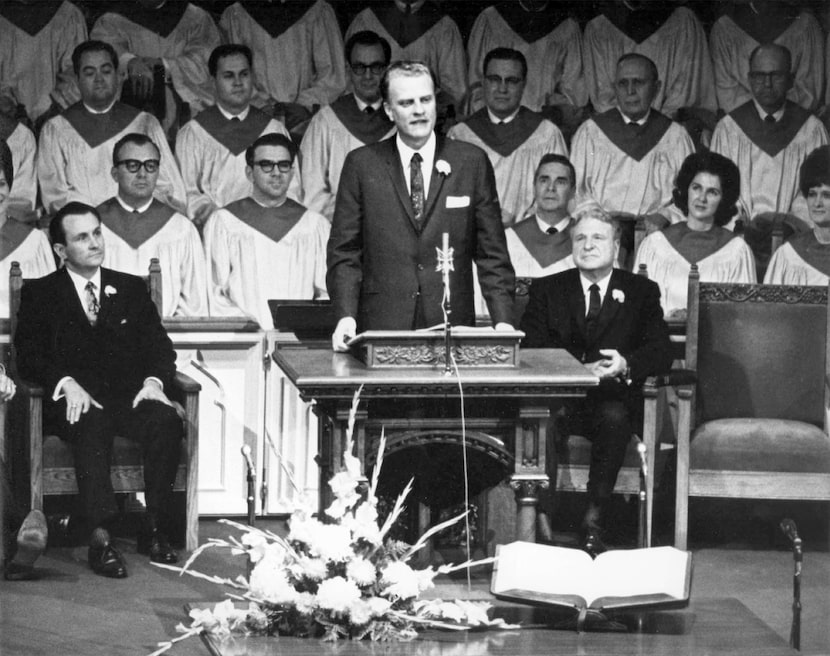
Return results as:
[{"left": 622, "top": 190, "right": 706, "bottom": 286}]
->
[
  {"left": 346, "top": 501, "right": 382, "bottom": 545},
  {"left": 249, "top": 553, "right": 297, "bottom": 604},
  {"left": 436, "top": 159, "right": 451, "bottom": 176},
  {"left": 316, "top": 576, "right": 361, "bottom": 613},
  {"left": 611, "top": 289, "right": 625, "bottom": 303},
  {"left": 366, "top": 596, "right": 392, "bottom": 617},
  {"left": 381, "top": 561, "right": 421, "bottom": 599},
  {"left": 104, "top": 285, "right": 117, "bottom": 297},
  {"left": 290, "top": 556, "right": 329, "bottom": 581},
  {"left": 295, "top": 591, "right": 317, "bottom": 614},
  {"left": 346, "top": 557, "right": 377, "bottom": 587},
  {"left": 347, "top": 599, "right": 373, "bottom": 626}
]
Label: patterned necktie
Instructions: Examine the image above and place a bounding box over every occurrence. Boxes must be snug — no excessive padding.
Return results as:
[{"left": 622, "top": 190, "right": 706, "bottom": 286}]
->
[
  {"left": 546, "top": 227, "right": 558, "bottom": 235},
  {"left": 764, "top": 114, "right": 777, "bottom": 125},
  {"left": 410, "top": 152, "right": 425, "bottom": 231},
  {"left": 364, "top": 105, "right": 375, "bottom": 115},
  {"left": 85, "top": 280, "right": 100, "bottom": 325},
  {"left": 586, "top": 283, "right": 601, "bottom": 335}
]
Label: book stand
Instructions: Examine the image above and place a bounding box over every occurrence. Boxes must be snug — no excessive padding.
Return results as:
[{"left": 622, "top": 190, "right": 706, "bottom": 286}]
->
[{"left": 555, "top": 608, "right": 628, "bottom": 633}]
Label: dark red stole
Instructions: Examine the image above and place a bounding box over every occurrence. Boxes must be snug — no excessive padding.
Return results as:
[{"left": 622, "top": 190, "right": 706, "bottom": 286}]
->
[
  {"left": 598, "top": 2, "right": 677, "bottom": 43},
  {"left": 0, "top": 217, "right": 36, "bottom": 261},
  {"left": 329, "top": 94, "right": 393, "bottom": 145},
  {"left": 462, "top": 107, "right": 544, "bottom": 158},
  {"left": 492, "top": 1, "right": 569, "bottom": 43},
  {"left": 592, "top": 108, "right": 673, "bottom": 162},
  {"left": 102, "top": 1, "right": 189, "bottom": 37},
  {"left": 372, "top": 1, "right": 444, "bottom": 48},
  {"left": 193, "top": 105, "right": 273, "bottom": 156},
  {"left": 0, "top": 115, "right": 18, "bottom": 142},
  {"left": 0, "top": 0, "right": 63, "bottom": 36},
  {"left": 235, "top": 0, "right": 316, "bottom": 39},
  {"left": 224, "top": 197, "right": 306, "bottom": 244},
  {"left": 511, "top": 215, "right": 572, "bottom": 268},
  {"left": 62, "top": 102, "right": 141, "bottom": 149},
  {"left": 788, "top": 231, "right": 830, "bottom": 277},
  {"left": 661, "top": 222, "right": 736, "bottom": 265},
  {"left": 728, "top": 100, "right": 811, "bottom": 158},
  {"left": 726, "top": 4, "right": 800, "bottom": 45},
  {"left": 98, "top": 197, "right": 176, "bottom": 249}
]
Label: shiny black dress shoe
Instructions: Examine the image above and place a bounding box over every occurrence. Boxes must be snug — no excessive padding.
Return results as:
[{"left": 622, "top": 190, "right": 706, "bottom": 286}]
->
[
  {"left": 580, "top": 529, "right": 608, "bottom": 559},
  {"left": 137, "top": 531, "right": 178, "bottom": 564},
  {"left": 88, "top": 528, "right": 128, "bottom": 578}
]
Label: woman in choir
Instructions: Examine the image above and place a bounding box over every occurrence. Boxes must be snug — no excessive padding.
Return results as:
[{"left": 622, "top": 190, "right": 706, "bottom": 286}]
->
[
  {"left": 0, "top": 141, "right": 55, "bottom": 318},
  {"left": 765, "top": 146, "right": 830, "bottom": 285},
  {"left": 634, "top": 151, "right": 756, "bottom": 318}
]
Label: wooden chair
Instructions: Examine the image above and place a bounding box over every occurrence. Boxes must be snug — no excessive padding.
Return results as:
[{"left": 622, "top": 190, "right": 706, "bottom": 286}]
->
[
  {"left": 7, "top": 259, "right": 201, "bottom": 551},
  {"left": 674, "top": 268, "right": 830, "bottom": 549}
]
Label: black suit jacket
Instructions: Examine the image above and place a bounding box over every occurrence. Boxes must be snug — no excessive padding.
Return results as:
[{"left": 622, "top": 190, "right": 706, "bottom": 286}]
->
[
  {"left": 521, "top": 268, "right": 672, "bottom": 386},
  {"left": 327, "top": 135, "right": 515, "bottom": 329},
  {"left": 14, "top": 267, "right": 177, "bottom": 409}
]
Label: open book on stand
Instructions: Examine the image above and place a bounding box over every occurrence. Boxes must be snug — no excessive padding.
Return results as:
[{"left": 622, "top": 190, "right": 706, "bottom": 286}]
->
[{"left": 492, "top": 541, "right": 692, "bottom": 614}]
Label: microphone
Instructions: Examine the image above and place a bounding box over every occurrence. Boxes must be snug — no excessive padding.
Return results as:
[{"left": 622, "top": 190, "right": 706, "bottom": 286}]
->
[
  {"left": 636, "top": 441, "right": 648, "bottom": 479},
  {"left": 780, "top": 518, "right": 800, "bottom": 544},
  {"left": 241, "top": 445, "right": 255, "bottom": 477}
]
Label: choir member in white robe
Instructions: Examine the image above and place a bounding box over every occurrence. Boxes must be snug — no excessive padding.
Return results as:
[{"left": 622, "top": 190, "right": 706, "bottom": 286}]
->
[
  {"left": 571, "top": 54, "right": 694, "bottom": 225},
  {"left": 0, "top": 141, "right": 55, "bottom": 319},
  {"left": 448, "top": 48, "right": 567, "bottom": 226},
  {"left": 90, "top": 2, "right": 220, "bottom": 132},
  {"left": 0, "top": 0, "right": 85, "bottom": 123},
  {"left": 220, "top": 0, "right": 346, "bottom": 131},
  {"left": 300, "top": 30, "right": 395, "bottom": 221},
  {"left": 635, "top": 152, "right": 756, "bottom": 317},
  {"left": 583, "top": 3, "right": 716, "bottom": 118},
  {"left": 0, "top": 117, "right": 36, "bottom": 216},
  {"left": 710, "top": 4, "right": 824, "bottom": 113},
  {"left": 766, "top": 146, "right": 830, "bottom": 286},
  {"left": 98, "top": 133, "right": 207, "bottom": 317},
  {"left": 711, "top": 45, "right": 829, "bottom": 224},
  {"left": 176, "top": 44, "right": 300, "bottom": 227},
  {"left": 465, "top": 3, "right": 587, "bottom": 116},
  {"left": 204, "top": 133, "right": 328, "bottom": 328},
  {"left": 37, "top": 41, "right": 186, "bottom": 217},
  {"left": 345, "top": 1, "right": 466, "bottom": 113}
]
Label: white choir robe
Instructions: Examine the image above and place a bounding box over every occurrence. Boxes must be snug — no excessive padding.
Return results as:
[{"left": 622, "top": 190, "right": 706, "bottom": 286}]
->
[
  {"left": 710, "top": 102, "right": 829, "bottom": 221},
  {"left": 220, "top": 1, "right": 345, "bottom": 110},
  {"left": 3, "top": 121, "right": 37, "bottom": 213},
  {"left": 466, "top": 6, "right": 587, "bottom": 113},
  {"left": 175, "top": 109, "right": 301, "bottom": 221},
  {"left": 710, "top": 11, "right": 824, "bottom": 113},
  {"left": 345, "top": 7, "right": 467, "bottom": 110},
  {"left": 0, "top": 1, "right": 85, "bottom": 121},
  {"left": 570, "top": 110, "right": 694, "bottom": 217},
  {"left": 90, "top": 3, "right": 220, "bottom": 114},
  {"left": 635, "top": 224, "right": 757, "bottom": 316},
  {"left": 300, "top": 95, "right": 395, "bottom": 221},
  {"left": 37, "top": 103, "right": 187, "bottom": 215},
  {"left": 765, "top": 232, "right": 830, "bottom": 286},
  {"left": 98, "top": 198, "right": 208, "bottom": 317},
  {"left": 204, "top": 201, "right": 329, "bottom": 328},
  {"left": 0, "top": 222, "right": 56, "bottom": 318},
  {"left": 583, "top": 7, "right": 717, "bottom": 116},
  {"left": 447, "top": 109, "right": 567, "bottom": 226}
]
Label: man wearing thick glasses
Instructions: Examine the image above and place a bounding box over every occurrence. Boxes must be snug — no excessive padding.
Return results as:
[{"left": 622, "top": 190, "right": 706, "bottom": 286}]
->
[
  {"left": 204, "top": 132, "right": 329, "bottom": 328},
  {"left": 96, "top": 133, "right": 207, "bottom": 317},
  {"left": 301, "top": 30, "right": 395, "bottom": 221}
]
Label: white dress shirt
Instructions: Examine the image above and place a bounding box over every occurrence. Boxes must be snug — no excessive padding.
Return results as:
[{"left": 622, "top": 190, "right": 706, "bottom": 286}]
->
[
  {"left": 396, "top": 131, "right": 436, "bottom": 196},
  {"left": 579, "top": 270, "right": 613, "bottom": 316}
]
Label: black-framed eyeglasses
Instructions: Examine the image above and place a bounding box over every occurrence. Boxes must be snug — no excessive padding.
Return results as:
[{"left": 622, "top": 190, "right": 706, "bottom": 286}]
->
[
  {"left": 115, "top": 159, "right": 160, "bottom": 173},
  {"left": 748, "top": 71, "right": 789, "bottom": 84},
  {"left": 484, "top": 74, "right": 524, "bottom": 87},
  {"left": 350, "top": 62, "right": 386, "bottom": 76},
  {"left": 253, "top": 159, "right": 293, "bottom": 173}
]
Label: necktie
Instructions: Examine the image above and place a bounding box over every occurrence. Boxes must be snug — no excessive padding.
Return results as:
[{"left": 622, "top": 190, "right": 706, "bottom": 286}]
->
[
  {"left": 364, "top": 105, "right": 375, "bottom": 115},
  {"left": 85, "top": 280, "right": 100, "bottom": 325},
  {"left": 230, "top": 116, "right": 241, "bottom": 123},
  {"left": 764, "top": 114, "right": 777, "bottom": 125},
  {"left": 410, "top": 152, "right": 425, "bottom": 231},
  {"left": 586, "top": 283, "right": 601, "bottom": 334},
  {"left": 546, "top": 227, "right": 558, "bottom": 235}
]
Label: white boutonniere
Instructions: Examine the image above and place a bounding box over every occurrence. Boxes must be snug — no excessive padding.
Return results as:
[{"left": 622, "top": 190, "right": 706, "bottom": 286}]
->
[
  {"left": 436, "top": 160, "right": 451, "bottom": 177},
  {"left": 104, "top": 285, "right": 117, "bottom": 297},
  {"left": 611, "top": 289, "right": 625, "bottom": 304}
]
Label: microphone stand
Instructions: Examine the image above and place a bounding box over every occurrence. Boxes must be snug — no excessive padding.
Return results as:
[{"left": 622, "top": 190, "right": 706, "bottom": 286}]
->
[
  {"left": 637, "top": 441, "right": 649, "bottom": 548},
  {"left": 436, "top": 232, "right": 454, "bottom": 375},
  {"left": 242, "top": 446, "right": 256, "bottom": 527},
  {"left": 780, "top": 518, "right": 802, "bottom": 651}
]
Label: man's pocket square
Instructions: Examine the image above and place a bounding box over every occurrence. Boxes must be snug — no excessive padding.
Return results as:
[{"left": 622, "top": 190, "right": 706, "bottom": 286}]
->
[
  {"left": 120, "top": 319, "right": 127, "bottom": 324},
  {"left": 445, "top": 195, "right": 470, "bottom": 208}
]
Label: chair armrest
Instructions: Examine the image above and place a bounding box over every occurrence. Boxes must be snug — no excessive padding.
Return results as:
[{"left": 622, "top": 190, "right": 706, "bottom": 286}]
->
[
  {"left": 644, "top": 369, "right": 697, "bottom": 392},
  {"left": 12, "top": 378, "right": 45, "bottom": 398},
  {"left": 172, "top": 371, "right": 201, "bottom": 394}
]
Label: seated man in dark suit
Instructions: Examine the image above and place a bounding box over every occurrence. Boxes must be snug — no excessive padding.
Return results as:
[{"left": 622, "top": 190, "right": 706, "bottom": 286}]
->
[
  {"left": 14, "top": 202, "right": 183, "bottom": 578},
  {"left": 520, "top": 205, "right": 672, "bottom": 555}
]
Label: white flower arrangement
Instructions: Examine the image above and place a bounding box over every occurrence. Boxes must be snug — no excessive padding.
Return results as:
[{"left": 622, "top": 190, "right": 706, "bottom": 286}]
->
[
  {"left": 435, "top": 160, "right": 451, "bottom": 176},
  {"left": 104, "top": 285, "right": 117, "bottom": 297},
  {"left": 148, "top": 388, "right": 513, "bottom": 654},
  {"left": 611, "top": 289, "right": 625, "bottom": 304}
]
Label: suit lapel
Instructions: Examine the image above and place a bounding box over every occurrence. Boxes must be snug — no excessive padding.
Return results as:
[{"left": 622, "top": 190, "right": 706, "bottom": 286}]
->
[
  {"left": 422, "top": 136, "right": 448, "bottom": 227},
  {"left": 567, "top": 271, "right": 588, "bottom": 338},
  {"left": 97, "top": 269, "right": 114, "bottom": 326},
  {"left": 381, "top": 138, "right": 418, "bottom": 231},
  {"left": 588, "top": 269, "right": 625, "bottom": 347}
]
